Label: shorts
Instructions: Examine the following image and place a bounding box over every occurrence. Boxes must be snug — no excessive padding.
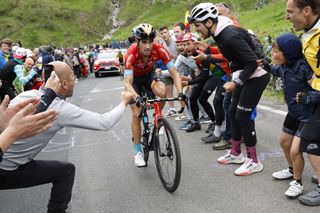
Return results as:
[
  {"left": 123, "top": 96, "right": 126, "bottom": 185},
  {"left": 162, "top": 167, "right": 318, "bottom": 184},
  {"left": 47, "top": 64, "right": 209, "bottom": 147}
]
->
[
  {"left": 282, "top": 113, "right": 303, "bottom": 137},
  {"left": 133, "top": 71, "right": 163, "bottom": 97},
  {"left": 300, "top": 138, "right": 320, "bottom": 156},
  {"left": 162, "top": 76, "right": 174, "bottom": 86}
]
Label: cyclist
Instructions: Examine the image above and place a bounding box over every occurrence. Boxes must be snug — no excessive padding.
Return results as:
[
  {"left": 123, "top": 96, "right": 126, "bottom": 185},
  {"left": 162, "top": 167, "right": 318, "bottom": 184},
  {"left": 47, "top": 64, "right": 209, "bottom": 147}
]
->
[
  {"left": 116, "top": 50, "right": 125, "bottom": 79},
  {"left": 189, "top": 3, "right": 270, "bottom": 176},
  {"left": 124, "top": 23, "right": 184, "bottom": 167}
]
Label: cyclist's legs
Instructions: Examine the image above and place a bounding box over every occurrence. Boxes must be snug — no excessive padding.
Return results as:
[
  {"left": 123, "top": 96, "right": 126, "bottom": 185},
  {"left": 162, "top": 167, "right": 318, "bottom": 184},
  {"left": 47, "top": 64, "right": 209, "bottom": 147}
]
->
[
  {"left": 163, "top": 76, "right": 175, "bottom": 110},
  {"left": 120, "top": 64, "right": 124, "bottom": 75},
  {"left": 131, "top": 73, "right": 166, "bottom": 145},
  {"left": 131, "top": 104, "right": 142, "bottom": 145}
]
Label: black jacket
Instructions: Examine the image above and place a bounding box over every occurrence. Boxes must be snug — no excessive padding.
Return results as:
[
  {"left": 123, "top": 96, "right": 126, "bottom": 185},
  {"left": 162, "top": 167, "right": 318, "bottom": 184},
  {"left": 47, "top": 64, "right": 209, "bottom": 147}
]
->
[{"left": 213, "top": 25, "right": 258, "bottom": 85}]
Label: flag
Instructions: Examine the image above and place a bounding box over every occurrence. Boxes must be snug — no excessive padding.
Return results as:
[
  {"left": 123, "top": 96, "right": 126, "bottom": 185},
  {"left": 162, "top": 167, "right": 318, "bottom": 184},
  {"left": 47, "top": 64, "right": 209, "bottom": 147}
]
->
[{"left": 184, "top": 11, "right": 190, "bottom": 32}]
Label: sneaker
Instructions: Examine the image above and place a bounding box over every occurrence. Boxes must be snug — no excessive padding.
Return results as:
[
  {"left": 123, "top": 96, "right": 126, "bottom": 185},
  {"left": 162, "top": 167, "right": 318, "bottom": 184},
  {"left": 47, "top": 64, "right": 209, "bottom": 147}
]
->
[
  {"left": 285, "top": 180, "right": 304, "bottom": 198},
  {"left": 199, "top": 115, "right": 211, "bottom": 124},
  {"left": 298, "top": 186, "right": 320, "bottom": 206},
  {"left": 212, "top": 139, "right": 231, "bottom": 150},
  {"left": 311, "top": 175, "right": 319, "bottom": 184},
  {"left": 185, "top": 121, "right": 201, "bottom": 132},
  {"left": 201, "top": 134, "right": 221, "bottom": 143},
  {"left": 175, "top": 113, "right": 188, "bottom": 121},
  {"left": 205, "top": 122, "right": 215, "bottom": 133},
  {"left": 234, "top": 158, "right": 264, "bottom": 176},
  {"left": 217, "top": 150, "right": 246, "bottom": 164},
  {"left": 180, "top": 120, "right": 192, "bottom": 130},
  {"left": 134, "top": 152, "right": 146, "bottom": 167},
  {"left": 272, "top": 168, "right": 293, "bottom": 180},
  {"left": 165, "top": 109, "right": 178, "bottom": 117}
]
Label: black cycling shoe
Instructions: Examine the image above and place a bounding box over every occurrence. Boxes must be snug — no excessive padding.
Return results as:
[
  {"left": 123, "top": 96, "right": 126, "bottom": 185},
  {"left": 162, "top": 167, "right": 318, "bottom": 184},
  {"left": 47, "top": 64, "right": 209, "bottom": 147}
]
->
[
  {"left": 201, "top": 134, "right": 221, "bottom": 143},
  {"left": 205, "top": 122, "right": 215, "bottom": 133},
  {"left": 185, "top": 121, "right": 201, "bottom": 132}
]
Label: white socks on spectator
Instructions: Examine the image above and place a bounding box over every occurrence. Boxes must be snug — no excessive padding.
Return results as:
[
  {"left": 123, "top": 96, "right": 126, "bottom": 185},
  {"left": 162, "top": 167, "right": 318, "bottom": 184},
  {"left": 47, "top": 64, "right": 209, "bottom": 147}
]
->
[{"left": 214, "top": 125, "right": 222, "bottom": 137}]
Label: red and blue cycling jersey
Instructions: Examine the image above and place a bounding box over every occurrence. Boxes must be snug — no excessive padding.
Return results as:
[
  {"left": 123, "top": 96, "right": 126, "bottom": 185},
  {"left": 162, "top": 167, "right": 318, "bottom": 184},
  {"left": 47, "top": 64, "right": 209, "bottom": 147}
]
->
[{"left": 124, "top": 43, "right": 174, "bottom": 77}]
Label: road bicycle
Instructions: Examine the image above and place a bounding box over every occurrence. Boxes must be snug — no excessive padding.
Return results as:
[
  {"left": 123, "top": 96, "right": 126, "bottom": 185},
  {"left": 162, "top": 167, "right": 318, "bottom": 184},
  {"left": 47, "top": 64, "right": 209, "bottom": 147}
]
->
[{"left": 138, "top": 94, "right": 184, "bottom": 193}]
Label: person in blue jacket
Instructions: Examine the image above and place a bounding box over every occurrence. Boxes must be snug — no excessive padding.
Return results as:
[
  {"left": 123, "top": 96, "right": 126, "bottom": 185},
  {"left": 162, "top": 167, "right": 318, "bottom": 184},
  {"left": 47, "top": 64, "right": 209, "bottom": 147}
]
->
[
  {"left": 269, "top": 33, "right": 314, "bottom": 199},
  {"left": 0, "top": 38, "right": 13, "bottom": 69}
]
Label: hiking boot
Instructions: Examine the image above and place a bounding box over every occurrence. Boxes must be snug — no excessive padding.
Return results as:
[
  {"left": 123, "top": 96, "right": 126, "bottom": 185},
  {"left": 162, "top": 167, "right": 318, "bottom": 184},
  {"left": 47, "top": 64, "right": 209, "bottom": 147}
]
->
[
  {"left": 298, "top": 186, "right": 320, "bottom": 206},
  {"left": 205, "top": 122, "right": 215, "bottom": 133},
  {"left": 212, "top": 139, "right": 231, "bottom": 150},
  {"left": 217, "top": 150, "right": 246, "bottom": 164},
  {"left": 234, "top": 158, "right": 263, "bottom": 176},
  {"left": 311, "top": 175, "right": 319, "bottom": 184},
  {"left": 285, "top": 180, "right": 304, "bottom": 198},
  {"left": 185, "top": 121, "right": 201, "bottom": 132},
  {"left": 134, "top": 152, "right": 146, "bottom": 167},
  {"left": 201, "top": 134, "right": 221, "bottom": 143},
  {"left": 272, "top": 168, "right": 293, "bottom": 180}
]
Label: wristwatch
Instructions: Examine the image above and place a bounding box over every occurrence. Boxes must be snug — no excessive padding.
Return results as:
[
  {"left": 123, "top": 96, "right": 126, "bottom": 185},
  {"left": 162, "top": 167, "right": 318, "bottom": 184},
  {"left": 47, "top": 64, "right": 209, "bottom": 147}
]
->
[{"left": 0, "top": 147, "right": 3, "bottom": 162}]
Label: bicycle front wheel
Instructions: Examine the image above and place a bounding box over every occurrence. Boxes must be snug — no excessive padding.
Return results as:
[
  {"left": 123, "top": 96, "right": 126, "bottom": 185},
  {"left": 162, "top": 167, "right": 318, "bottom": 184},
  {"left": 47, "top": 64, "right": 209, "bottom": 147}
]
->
[{"left": 154, "top": 117, "right": 181, "bottom": 193}]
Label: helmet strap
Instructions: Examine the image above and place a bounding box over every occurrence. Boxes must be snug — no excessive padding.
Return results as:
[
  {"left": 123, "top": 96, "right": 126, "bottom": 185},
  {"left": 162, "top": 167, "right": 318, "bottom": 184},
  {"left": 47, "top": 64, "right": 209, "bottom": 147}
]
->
[{"left": 202, "top": 20, "right": 213, "bottom": 38}]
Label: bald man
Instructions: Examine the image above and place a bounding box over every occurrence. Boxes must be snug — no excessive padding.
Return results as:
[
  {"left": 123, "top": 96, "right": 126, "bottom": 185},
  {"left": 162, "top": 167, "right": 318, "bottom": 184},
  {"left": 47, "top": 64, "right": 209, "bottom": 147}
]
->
[{"left": 0, "top": 61, "right": 134, "bottom": 213}]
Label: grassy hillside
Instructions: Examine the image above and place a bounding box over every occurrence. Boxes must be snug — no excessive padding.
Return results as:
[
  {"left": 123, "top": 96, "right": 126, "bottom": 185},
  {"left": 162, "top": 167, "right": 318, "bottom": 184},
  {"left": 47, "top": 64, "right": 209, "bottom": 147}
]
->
[
  {"left": 0, "top": 0, "right": 112, "bottom": 47},
  {"left": 114, "top": 0, "right": 288, "bottom": 40},
  {"left": 0, "top": 0, "right": 289, "bottom": 47}
]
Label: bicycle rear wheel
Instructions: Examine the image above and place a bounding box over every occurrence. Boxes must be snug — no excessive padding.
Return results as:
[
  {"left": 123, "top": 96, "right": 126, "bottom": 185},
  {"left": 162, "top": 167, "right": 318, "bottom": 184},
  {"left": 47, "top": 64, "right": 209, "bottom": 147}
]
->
[{"left": 154, "top": 117, "right": 181, "bottom": 193}]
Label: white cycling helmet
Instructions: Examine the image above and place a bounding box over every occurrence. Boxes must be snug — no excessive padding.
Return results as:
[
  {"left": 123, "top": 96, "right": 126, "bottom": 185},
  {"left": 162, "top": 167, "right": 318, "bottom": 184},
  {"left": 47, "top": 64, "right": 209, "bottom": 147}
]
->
[{"left": 189, "top": 3, "right": 218, "bottom": 23}]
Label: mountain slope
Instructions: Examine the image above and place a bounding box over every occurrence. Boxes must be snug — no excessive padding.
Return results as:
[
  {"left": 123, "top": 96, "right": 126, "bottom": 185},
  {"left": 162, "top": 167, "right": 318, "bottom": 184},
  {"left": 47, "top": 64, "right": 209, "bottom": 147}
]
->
[{"left": 0, "top": 0, "right": 288, "bottom": 47}]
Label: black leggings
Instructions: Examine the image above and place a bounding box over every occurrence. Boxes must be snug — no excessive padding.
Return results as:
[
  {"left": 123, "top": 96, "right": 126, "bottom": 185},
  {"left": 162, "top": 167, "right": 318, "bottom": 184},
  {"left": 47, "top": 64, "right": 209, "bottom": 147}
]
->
[
  {"left": 0, "top": 160, "right": 75, "bottom": 213},
  {"left": 229, "top": 73, "right": 270, "bottom": 147},
  {"left": 189, "top": 76, "right": 221, "bottom": 122}
]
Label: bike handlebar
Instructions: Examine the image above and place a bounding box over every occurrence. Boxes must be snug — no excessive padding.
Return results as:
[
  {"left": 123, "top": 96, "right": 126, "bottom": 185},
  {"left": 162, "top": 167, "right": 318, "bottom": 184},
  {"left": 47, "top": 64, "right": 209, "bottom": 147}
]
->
[{"left": 145, "top": 97, "right": 187, "bottom": 114}]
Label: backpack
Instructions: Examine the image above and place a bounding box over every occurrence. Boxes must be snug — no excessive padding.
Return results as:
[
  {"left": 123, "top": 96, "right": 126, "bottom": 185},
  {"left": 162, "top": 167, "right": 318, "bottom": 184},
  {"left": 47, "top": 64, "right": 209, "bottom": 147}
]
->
[
  {"left": 233, "top": 26, "right": 271, "bottom": 64},
  {"left": 248, "top": 31, "right": 266, "bottom": 60}
]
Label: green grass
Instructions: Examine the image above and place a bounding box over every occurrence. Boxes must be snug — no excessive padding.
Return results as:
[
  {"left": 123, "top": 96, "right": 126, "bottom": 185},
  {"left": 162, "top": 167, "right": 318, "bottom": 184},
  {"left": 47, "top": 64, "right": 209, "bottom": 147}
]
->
[
  {"left": 0, "top": 0, "right": 289, "bottom": 47},
  {"left": 263, "top": 88, "right": 285, "bottom": 102}
]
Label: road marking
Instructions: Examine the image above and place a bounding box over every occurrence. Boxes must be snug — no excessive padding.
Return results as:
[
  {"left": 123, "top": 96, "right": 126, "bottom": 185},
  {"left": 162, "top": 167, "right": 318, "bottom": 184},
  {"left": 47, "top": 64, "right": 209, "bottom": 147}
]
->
[
  {"left": 90, "top": 86, "right": 124, "bottom": 94},
  {"left": 257, "top": 104, "right": 287, "bottom": 116}
]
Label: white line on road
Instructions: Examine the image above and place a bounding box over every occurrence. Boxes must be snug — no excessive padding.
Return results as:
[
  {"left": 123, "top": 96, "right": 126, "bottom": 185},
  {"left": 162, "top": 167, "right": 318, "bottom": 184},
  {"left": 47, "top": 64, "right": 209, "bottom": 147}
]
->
[
  {"left": 257, "top": 104, "right": 287, "bottom": 116},
  {"left": 91, "top": 85, "right": 287, "bottom": 116},
  {"left": 90, "top": 86, "right": 124, "bottom": 94}
]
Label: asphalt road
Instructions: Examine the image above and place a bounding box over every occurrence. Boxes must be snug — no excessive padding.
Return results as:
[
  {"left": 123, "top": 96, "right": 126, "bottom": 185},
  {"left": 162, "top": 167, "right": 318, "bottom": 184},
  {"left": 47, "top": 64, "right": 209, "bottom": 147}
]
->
[{"left": 0, "top": 74, "right": 319, "bottom": 213}]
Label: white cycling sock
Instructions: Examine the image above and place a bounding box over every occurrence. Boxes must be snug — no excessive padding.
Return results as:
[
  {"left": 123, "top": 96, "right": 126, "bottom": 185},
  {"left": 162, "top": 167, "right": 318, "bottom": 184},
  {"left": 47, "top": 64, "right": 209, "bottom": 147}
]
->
[{"left": 214, "top": 125, "right": 222, "bottom": 137}]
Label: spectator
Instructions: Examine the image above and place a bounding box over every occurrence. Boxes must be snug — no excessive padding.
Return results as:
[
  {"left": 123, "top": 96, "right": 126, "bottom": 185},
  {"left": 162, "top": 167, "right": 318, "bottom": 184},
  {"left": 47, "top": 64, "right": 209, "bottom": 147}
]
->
[
  {"left": 0, "top": 38, "right": 13, "bottom": 69},
  {"left": 286, "top": 0, "right": 320, "bottom": 206},
  {"left": 0, "top": 61, "right": 133, "bottom": 213},
  {"left": 0, "top": 48, "right": 38, "bottom": 100}
]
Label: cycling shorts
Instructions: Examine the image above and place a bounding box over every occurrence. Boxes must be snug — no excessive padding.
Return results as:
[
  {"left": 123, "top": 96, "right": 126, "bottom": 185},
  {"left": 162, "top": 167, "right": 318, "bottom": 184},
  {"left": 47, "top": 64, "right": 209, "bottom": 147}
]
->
[
  {"left": 282, "top": 113, "right": 305, "bottom": 137},
  {"left": 133, "top": 71, "right": 164, "bottom": 96},
  {"left": 300, "top": 138, "right": 320, "bottom": 156}
]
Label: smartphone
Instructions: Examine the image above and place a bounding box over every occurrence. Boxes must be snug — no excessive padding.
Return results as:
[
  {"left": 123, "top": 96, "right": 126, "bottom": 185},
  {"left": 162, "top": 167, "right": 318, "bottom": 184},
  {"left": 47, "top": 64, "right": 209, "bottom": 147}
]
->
[{"left": 43, "top": 64, "right": 53, "bottom": 83}]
